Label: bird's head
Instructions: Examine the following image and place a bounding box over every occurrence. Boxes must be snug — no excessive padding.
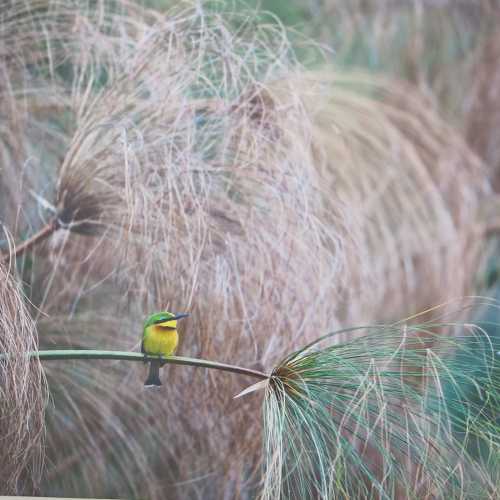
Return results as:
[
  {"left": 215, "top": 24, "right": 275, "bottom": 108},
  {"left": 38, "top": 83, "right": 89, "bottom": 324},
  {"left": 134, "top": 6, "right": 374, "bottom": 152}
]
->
[{"left": 144, "top": 311, "right": 189, "bottom": 331}]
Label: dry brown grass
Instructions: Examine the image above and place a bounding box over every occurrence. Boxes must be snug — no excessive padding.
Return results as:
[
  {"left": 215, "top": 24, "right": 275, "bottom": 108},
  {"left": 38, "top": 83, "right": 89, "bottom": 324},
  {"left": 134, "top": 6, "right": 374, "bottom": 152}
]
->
[
  {"left": 0, "top": 0, "right": 156, "bottom": 236},
  {"left": 0, "top": 245, "right": 47, "bottom": 494},
  {"left": 465, "top": 24, "right": 500, "bottom": 192},
  {"left": 0, "top": 14, "right": 54, "bottom": 233},
  {"left": 0, "top": 1, "right": 497, "bottom": 498},
  {"left": 300, "top": 71, "right": 489, "bottom": 325},
  {"left": 312, "top": 0, "right": 498, "bottom": 120}
]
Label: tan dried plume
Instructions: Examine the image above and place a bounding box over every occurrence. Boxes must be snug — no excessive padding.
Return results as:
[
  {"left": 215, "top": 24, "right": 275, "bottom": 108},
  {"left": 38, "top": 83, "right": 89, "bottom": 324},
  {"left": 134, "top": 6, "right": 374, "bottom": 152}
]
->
[
  {"left": 0, "top": 250, "right": 47, "bottom": 494},
  {"left": 465, "top": 20, "right": 500, "bottom": 192}
]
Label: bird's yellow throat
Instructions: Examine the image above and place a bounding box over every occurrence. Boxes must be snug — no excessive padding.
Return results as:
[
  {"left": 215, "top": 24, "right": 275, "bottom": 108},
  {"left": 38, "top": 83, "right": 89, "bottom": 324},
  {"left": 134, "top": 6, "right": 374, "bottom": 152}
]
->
[{"left": 143, "top": 322, "right": 179, "bottom": 357}]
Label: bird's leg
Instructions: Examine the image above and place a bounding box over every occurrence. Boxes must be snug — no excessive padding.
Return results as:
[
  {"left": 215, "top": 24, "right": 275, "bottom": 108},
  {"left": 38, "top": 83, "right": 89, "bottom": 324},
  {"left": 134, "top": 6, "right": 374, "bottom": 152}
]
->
[{"left": 159, "top": 354, "right": 167, "bottom": 367}]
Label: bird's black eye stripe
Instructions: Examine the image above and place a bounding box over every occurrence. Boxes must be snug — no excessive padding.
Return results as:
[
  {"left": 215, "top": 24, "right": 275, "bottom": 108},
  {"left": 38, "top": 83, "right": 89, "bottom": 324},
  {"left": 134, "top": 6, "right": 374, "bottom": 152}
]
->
[
  {"left": 153, "top": 313, "right": 189, "bottom": 324},
  {"left": 153, "top": 315, "right": 172, "bottom": 325}
]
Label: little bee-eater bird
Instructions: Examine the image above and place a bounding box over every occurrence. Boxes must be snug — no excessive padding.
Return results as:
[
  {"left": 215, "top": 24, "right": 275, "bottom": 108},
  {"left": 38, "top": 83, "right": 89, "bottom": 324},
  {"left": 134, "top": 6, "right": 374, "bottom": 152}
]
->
[{"left": 141, "top": 311, "right": 189, "bottom": 387}]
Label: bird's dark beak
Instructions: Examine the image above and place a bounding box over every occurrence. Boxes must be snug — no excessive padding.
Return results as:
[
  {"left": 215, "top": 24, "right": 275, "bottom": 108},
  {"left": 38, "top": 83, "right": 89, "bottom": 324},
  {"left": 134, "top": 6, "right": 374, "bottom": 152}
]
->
[{"left": 172, "top": 313, "right": 189, "bottom": 321}]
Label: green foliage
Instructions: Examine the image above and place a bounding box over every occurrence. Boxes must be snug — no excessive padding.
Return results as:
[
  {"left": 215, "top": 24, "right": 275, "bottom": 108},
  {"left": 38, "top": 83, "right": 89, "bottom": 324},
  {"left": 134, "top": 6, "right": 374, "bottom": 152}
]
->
[{"left": 263, "top": 319, "right": 499, "bottom": 499}]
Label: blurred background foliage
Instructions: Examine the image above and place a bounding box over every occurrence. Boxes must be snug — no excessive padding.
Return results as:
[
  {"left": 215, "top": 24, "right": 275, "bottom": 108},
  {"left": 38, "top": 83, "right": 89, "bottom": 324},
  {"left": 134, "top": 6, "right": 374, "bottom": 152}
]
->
[{"left": 1, "top": 0, "right": 500, "bottom": 498}]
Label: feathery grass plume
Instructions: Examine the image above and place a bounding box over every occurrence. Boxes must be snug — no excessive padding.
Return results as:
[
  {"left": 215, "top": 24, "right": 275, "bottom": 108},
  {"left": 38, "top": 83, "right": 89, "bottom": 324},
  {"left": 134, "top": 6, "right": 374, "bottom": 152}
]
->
[
  {"left": 0, "top": 0, "right": 158, "bottom": 248},
  {"left": 290, "top": 70, "right": 490, "bottom": 325},
  {"left": 15, "top": 0, "right": 347, "bottom": 320},
  {"left": 0, "top": 0, "right": 68, "bottom": 234},
  {"left": 307, "top": 0, "right": 497, "bottom": 119},
  {"left": 262, "top": 309, "right": 500, "bottom": 499},
  {"left": 22, "top": 0, "right": 351, "bottom": 332},
  {"left": 0, "top": 248, "right": 47, "bottom": 494},
  {"left": 465, "top": 23, "right": 500, "bottom": 193}
]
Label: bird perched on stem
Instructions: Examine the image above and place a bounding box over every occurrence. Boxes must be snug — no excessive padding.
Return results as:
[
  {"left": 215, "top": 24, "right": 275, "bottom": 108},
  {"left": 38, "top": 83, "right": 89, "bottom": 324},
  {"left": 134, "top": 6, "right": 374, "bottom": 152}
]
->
[{"left": 141, "top": 311, "right": 189, "bottom": 387}]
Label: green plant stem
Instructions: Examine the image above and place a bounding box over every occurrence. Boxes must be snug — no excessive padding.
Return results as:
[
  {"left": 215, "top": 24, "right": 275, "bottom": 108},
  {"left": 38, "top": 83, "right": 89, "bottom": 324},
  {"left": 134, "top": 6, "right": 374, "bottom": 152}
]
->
[{"left": 1, "top": 350, "right": 269, "bottom": 380}]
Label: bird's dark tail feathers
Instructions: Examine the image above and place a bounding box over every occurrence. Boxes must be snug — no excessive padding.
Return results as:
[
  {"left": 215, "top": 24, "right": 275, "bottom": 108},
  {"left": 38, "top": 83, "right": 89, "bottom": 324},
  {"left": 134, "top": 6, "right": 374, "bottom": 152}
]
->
[{"left": 144, "top": 360, "right": 162, "bottom": 387}]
